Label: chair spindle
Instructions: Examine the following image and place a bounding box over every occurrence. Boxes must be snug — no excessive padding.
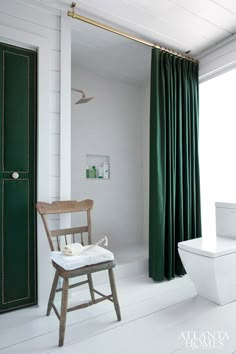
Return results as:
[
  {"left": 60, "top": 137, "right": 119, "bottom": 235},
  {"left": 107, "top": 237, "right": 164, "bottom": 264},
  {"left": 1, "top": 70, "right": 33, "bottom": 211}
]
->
[
  {"left": 81, "top": 233, "right": 84, "bottom": 246},
  {"left": 57, "top": 236, "right": 60, "bottom": 251}
]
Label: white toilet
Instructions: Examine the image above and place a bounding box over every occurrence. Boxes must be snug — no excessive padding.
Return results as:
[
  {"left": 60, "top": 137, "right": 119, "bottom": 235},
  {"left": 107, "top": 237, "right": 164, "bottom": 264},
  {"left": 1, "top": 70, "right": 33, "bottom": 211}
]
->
[{"left": 178, "top": 202, "right": 236, "bottom": 305}]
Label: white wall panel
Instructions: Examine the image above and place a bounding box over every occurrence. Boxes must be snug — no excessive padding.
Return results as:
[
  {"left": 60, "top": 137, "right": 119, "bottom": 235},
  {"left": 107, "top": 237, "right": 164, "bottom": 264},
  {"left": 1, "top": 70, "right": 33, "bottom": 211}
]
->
[
  {"left": 49, "top": 71, "right": 60, "bottom": 91},
  {"left": 0, "top": 1, "right": 60, "bottom": 30},
  {"left": 0, "top": 14, "right": 60, "bottom": 50},
  {"left": 50, "top": 155, "right": 60, "bottom": 177},
  {"left": 50, "top": 134, "right": 60, "bottom": 155},
  {"left": 50, "top": 176, "right": 60, "bottom": 198},
  {"left": 50, "top": 113, "right": 60, "bottom": 134},
  {"left": 49, "top": 49, "right": 60, "bottom": 71},
  {"left": 49, "top": 92, "right": 60, "bottom": 113}
]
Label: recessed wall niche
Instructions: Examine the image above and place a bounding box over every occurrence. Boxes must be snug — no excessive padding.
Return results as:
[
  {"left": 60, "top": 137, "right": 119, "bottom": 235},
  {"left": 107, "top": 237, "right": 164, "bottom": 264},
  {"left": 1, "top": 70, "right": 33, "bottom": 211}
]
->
[{"left": 86, "top": 154, "right": 110, "bottom": 179}]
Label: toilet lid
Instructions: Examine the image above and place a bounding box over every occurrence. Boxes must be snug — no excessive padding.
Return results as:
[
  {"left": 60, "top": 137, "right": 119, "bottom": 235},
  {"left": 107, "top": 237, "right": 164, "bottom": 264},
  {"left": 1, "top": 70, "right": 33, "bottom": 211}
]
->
[{"left": 178, "top": 237, "right": 236, "bottom": 258}]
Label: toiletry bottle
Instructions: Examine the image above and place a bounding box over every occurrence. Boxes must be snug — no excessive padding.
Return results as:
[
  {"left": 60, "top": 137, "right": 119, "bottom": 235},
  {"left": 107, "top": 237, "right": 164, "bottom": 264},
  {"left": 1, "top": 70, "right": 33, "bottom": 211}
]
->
[
  {"left": 103, "top": 162, "right": 109, "bottom": 179},
  {"left": 98, "top": 165, "right": 103, "bottom": 178},
  {"left": 86, "top": 166, "right": 89, "bottom": 178},
  {"left": 92, "top": 166, "right": 97, "bottom": 178},
  {"left": 89, "top": 167, "right": 94, "bottom": 178}
]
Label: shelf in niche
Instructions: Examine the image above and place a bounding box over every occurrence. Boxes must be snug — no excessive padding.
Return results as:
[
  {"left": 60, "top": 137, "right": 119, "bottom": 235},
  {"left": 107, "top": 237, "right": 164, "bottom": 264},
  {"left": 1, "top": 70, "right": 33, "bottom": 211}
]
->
[{"left": 86, "top": 154, "right": 110, "bottom": 180}]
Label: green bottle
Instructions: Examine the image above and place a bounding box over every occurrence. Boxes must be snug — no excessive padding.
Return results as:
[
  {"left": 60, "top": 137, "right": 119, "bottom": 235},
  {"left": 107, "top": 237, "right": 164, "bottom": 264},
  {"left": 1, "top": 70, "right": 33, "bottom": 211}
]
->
[
  {"left": 86, "top": 166, "right": 89, "bottom": 178},
  {"left": 89, "top": 167, "right": 93, "bottom": 178},
  {"left": 92, "top": 166, "right": 97, "bottom": 178}
]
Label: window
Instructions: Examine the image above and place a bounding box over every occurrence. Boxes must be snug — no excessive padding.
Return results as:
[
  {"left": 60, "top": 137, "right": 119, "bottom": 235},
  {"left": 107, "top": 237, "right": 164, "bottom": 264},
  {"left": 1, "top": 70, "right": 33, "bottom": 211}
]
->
[{"left": 199, "top": 68, "right": 236, "bottom": 238}]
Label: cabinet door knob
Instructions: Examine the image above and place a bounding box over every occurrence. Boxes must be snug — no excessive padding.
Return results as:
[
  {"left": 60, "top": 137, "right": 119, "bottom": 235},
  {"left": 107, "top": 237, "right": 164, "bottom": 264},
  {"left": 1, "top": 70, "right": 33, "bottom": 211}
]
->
[{"left": 12, "top": 172, "right": 19, "bottom": 179}]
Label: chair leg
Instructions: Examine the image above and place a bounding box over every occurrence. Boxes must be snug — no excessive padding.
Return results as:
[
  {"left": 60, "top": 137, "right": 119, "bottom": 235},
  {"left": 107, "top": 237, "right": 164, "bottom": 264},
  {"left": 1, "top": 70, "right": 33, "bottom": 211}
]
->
[
  {"left": 108, "top": 268, "right": 121, "bottom": 321},
  {"left": 46, "top": 271, "right": 59, "bottom": 316},
  {"left": 87, "top": 274, "right": 95, "bottom": 301},
  {"left": 59, "top": 278, "right": 69, "bottom": 347}
]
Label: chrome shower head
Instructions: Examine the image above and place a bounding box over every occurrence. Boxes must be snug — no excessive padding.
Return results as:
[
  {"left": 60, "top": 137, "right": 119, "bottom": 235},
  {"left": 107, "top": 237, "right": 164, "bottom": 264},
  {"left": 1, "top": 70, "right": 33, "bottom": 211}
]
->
[
  {"left": 72, "top": 88, "right": 94, "bottom": 104},
  {"left": 76, "top": 96, "right": 94, "bottom": 104}
]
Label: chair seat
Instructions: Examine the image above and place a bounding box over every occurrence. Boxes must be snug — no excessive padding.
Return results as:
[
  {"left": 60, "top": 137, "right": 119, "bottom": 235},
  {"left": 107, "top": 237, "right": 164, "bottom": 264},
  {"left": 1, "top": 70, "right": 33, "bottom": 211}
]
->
[{"left": 50, "top": 245, "right": 114, "bottom": 271}]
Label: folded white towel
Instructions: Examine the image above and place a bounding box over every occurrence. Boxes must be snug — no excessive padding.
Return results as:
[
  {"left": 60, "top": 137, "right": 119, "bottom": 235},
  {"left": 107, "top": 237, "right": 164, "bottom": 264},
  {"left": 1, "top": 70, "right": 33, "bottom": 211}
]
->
[
  {"left": 51, "top": 245, "right": 114, "bottom": 270},
  {"left": 63, "top": 243, "right": 84, "bottom": 256},
  {"left": 62, "top": 236, "right": 108, "bottom": 256}
]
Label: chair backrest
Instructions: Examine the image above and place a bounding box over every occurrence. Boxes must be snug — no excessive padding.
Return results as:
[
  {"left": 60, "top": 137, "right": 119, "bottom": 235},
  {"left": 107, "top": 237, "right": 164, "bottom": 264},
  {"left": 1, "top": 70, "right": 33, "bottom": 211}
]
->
[{"left": 36, "top": 200, "right": 94, "bottom": 251}]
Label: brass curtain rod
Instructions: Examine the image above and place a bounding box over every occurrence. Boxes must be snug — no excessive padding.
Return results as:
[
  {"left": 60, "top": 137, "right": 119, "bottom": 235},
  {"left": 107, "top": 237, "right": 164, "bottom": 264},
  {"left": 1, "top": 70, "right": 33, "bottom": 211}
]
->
[{"left": 67, "top": 2, "right": 198, "bottom": 64}]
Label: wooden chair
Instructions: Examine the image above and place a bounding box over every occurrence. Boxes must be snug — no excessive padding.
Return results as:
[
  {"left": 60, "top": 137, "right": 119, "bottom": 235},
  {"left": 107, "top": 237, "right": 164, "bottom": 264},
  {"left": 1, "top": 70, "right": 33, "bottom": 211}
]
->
[{"left": 36, "top": 199, "right": 121, "bottom": 347}]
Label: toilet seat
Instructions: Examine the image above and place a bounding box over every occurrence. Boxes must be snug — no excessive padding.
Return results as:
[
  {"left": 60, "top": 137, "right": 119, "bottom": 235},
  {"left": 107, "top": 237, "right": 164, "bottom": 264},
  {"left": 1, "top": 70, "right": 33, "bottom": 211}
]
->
[{"left": 178, "top": 236, "right": 236, "bottom": 258}]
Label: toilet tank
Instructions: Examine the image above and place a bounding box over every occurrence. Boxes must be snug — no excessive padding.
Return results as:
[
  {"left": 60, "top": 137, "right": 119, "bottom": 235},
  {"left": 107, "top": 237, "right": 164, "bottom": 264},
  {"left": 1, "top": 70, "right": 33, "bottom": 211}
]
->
[{"left": 216, "top": 202, "right": 236, "bottom": 239}]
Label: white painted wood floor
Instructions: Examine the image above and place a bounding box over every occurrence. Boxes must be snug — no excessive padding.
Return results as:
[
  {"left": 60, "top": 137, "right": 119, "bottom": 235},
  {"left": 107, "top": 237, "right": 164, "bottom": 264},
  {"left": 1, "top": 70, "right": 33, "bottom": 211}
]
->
[{"left": 1, "top": 274, "right": 236, "bottom": 354}]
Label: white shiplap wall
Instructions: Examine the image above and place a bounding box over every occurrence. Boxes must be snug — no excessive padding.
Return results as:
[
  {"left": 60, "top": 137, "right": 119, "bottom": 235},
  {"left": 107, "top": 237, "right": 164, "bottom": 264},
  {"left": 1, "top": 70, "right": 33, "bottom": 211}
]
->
[{"left": 0, "top": 1, "right": 60, "bottom": 204}]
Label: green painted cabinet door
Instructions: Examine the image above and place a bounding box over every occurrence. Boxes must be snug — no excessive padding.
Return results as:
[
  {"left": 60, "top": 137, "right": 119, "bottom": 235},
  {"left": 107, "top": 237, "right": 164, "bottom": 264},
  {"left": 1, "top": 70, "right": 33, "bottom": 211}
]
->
[{"left": 0, "top": 43, "right": 37, "bottom": 313}]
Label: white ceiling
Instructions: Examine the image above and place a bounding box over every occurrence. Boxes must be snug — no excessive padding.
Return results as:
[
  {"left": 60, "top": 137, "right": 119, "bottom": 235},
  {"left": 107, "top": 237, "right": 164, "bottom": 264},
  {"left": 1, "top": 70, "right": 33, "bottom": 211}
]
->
[{"left": 27, "top": 0, "right": 236, "bottom": 85}]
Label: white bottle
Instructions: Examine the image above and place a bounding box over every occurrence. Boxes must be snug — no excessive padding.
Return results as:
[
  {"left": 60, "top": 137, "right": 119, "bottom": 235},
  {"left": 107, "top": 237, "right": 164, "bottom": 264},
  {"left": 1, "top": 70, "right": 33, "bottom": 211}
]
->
[
  {"left": 103, "top": 162, "right": 109, "bottom": 179},
  {"left": 98, "top": 165, "right": 103, "bottom": 178}
]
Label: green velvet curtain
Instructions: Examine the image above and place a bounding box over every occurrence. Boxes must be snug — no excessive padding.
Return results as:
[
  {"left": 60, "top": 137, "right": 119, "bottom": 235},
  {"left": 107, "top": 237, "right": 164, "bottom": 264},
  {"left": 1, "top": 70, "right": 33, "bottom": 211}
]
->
[{"left": 149, "top": 48, "right": 202, "bottom": 281}]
